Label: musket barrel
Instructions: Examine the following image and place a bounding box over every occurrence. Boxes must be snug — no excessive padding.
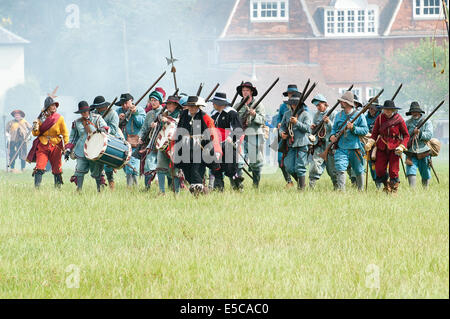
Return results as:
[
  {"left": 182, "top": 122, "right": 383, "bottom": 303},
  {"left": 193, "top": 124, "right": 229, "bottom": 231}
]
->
[
  {"left": 135, "top": 71, "right": 167, "bottom": 106},
  {"left": 205, "top": 83, "right": 220, "bottom": 102},
  {"left": 391, "top": 83, "right": 403, "bottom": 101}
]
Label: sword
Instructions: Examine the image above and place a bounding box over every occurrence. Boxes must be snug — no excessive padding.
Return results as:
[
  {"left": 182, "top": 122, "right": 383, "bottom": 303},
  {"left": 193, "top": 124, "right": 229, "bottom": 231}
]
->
[
  {"left": 400, "top": 155, "right": 407, "bottom": 179},
  {"left": 166, "top": 40, "right": 178, "bottom": 92}
]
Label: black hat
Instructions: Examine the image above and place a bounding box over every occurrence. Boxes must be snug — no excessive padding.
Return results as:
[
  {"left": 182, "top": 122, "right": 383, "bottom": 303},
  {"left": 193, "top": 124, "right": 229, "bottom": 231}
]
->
[
  {"left": 236, "top": 82, "right": 258, "bottom": 97},
  {"left": 115, "top": 93, "right": 134, "bottom": 106},
  {"left": 283, "top": 84, "right": 299, "bottom": 97},
  {"left": 185, "top": 96, "right": 207, "bottom": 107},
  {"left": 91, "top": 96, "right": 110, "bottom": 110},
  {"left": 208, "top": 92, "right": 231, "bottom": 106},
  {"left": 368, "top": 97, "right": 382, "bottom": 109},
  {"left": 165, "top": 95, "right": 182, "bottom": 109},
  {"left": 354, "top": 94, "right": 363, "bottom": 109},
  {"left": 11, "top": 110, "right": 25, "bottom": 118},
  {"left": 44, "top": 96, "right": 59, "bottom": 110},
  {"left": 381, "top": 100, "right": 401, "bottom": 110},
  {"left": 406, "top": 101, "right": 425, "bottom": 116},
  {"left": 74, "top": 101, "right": 91, "bottom": 114}
]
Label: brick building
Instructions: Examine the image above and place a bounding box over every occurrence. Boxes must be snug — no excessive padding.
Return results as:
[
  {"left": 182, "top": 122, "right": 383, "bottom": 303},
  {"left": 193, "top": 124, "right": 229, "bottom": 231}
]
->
[{"left": 216, "top": 0, "right": 447, "bottom": 113}]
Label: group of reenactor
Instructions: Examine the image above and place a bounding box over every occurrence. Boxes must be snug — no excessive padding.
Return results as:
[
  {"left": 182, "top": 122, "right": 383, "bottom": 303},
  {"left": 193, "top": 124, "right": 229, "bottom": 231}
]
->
[{"left": 5, "top": 80, "right": 442, "bottom": 196}]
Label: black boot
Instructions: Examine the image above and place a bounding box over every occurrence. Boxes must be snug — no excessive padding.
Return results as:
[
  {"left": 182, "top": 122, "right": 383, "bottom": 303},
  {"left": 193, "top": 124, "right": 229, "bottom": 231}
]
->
[
  {"left": 297, "top": 176, "right": 306, "bottom": 191},
  {"left": 34, "top": 170, "right": 44, "bottom": 189},
  {"left": 213, "top": 175, "right": 224, "bottom": 192},
  {"left": 252, "top": 171, "right": 261, "bottom": 188},
  {"left": 54, "top": 173, "right": 63, "bottom": 189},
  {"left": 77, "top": 175, "right": 85, "bottom": 192}
]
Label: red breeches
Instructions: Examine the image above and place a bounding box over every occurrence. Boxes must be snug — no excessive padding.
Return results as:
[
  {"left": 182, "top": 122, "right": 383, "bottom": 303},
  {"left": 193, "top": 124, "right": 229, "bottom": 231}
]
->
[
  {"left": 375, "top": 148, "right": 400, "bottom": 180},
  {"left": 35, "top": 142, "right": 63, "bottom": 174}
]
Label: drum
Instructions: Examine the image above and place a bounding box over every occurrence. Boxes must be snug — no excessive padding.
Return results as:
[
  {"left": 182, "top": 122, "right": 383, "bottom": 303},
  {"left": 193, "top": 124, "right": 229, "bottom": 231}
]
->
[
  {"left": 84, "top": 132, "right": 132, "bottom": 169},
  {"left": 155, "top": 116, "right": 179, "bottom": 151}
]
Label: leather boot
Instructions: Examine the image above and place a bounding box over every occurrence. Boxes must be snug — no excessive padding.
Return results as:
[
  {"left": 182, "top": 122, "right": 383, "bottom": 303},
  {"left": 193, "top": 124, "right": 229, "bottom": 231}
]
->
[
  {"left": 252, "top": 171, "right": 261, "bottom": 188},
  {"left": 77, "top": 175, "right": 84, "bottom": 192},
  {"left": 34, "top": 170, "right": 44, "bottom": 189},
  {"left": 96, "top": 178, "right": 103, "bottom": 192},
  {"left": 375, "top": 182, "right": 382, "bottom": 190},
  {"left": 281, "top": 166, "right": 292, "bottom": 184},
  {"left": 382, "top": 180, "right": 391, "bottom": 194},
  {"left": 390, "top": 180, "right": 399, "bottom": 195},
  {"left": 297, "top": 176, "right": 306, "bottom": 191},
  {"left": 422, "top": 179, "right": 429, "bottom": 188},
  {"left": 106, "top": 172, "right": 115, "bottom": 190},
  {"left": 408, "top": 175, "right": 416, "bottom": 188},
  {"left": 355, "top": 174, "right": 364, "bottom": 191},
  {"left": 54, "top": 173, "right": 63, "bottom": 189}
]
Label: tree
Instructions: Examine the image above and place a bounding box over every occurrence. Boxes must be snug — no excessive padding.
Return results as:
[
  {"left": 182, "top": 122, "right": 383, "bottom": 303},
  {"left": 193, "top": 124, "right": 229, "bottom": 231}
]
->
[{"left": 380, "top": 38, "right": 449, "bottom": 113}]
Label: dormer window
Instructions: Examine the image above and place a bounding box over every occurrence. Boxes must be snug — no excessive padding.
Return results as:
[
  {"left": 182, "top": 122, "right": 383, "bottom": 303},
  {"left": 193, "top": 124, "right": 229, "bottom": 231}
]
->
[
  {"left": 324, "top": 0, "right": 379, "bottom": 36},
  {"left": 250, "top": 0, "right": 289, "bottom": 22},
  {"left": 413, "top": 0, "right": 446, "bottom": 20}
]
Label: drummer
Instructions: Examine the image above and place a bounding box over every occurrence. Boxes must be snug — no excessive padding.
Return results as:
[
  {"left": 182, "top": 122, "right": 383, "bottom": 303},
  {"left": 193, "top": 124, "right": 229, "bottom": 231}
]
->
[
  {"left": 155, "top": 95, "right": 182, "bottom": 195},
  {"left": 91, "top": 96, "right": 123, "bottom": 190},
  {"left": 65, "top": 101, "right": 109, "bottom": 192}
]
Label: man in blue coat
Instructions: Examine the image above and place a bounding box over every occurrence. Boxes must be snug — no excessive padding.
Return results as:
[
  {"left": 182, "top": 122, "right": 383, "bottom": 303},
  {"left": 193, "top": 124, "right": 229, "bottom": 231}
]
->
[
  {"left": 330, "top": 91, "right": 369, "bottom": 191},
  {"left": 116, "top": 93, "right": 146, "bottom": 186},
  {"left": 364, "top": 97, "right": 382, "bottom": 189},
  {"left": 405, "top": 101, "right": 434, "bottom": 188}
]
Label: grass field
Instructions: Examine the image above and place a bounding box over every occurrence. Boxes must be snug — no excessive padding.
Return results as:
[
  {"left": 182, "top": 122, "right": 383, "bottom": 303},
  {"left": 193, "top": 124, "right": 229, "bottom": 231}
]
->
[{"left": 0, "top": 163, "right": 448, "bottom": 299}]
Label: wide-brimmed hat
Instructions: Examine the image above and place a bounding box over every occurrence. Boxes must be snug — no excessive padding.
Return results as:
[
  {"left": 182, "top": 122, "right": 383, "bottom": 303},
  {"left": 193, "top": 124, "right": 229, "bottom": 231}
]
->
[
  {"left": 236, "top": 82, "right": 258, "bottom": 97},
  {"left": 149, "top": 90, "right": 163, "bottom": 104},
  {"left": 115, "top": 93, "right": 134, "bottom": 106},
  {"left": 406, "top": 101, "right": 425, "bottom": 116},
  {"left": 208, "top": 92, "right": 231, "bottom": 106},
  {"left": 381, "top": 100, "right": 401, "bottom": 110},
  {"left": 74, "top": 101, "right": 91, "bottom": 114},
  {"left": 44, "top": 96, "right": 59, "bottom": 110},
  {"left": 185, "top": 96, "right": 206, "bottom": 107},
  {"left": 337, "top": 91, "right": 355, "bottom": 108},
  {"left": 179, "top": 94, "right": 189, "bottom": 107},
  {"left": 11, "top": 110, "right": 25, "bottom": 118},
  {"left": 283, "top": 84, "right": 299, "bottom": 97},
  {"left": 311, "top": 94, "right": 328, "bottom": 106},
  {"left": 90, "top": 96, "right": 109, "bottom": 110},
  {"left": 368, "top": 97, "right": 382, "bottom": 109},
  {"left": 165, "top": 95, "right": 182, "bottom": 109}
]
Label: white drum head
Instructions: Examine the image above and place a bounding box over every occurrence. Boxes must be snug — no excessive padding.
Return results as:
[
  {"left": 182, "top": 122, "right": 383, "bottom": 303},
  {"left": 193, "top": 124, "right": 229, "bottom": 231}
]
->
[{"left": 84, "top": 132, "right": 107, "bottom": 160}]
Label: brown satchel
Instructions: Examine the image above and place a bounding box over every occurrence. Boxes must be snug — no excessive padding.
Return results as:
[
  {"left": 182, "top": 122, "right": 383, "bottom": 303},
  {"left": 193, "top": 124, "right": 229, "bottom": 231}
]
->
[{"left": 126, "top": 117, "right": 139, "bottom": 148}]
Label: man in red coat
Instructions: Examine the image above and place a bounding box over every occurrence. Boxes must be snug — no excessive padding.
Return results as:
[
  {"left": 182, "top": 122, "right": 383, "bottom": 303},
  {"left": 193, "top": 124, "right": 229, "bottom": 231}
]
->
[{"left": 365, "top": 100, "right": 409, "bottom": 194}]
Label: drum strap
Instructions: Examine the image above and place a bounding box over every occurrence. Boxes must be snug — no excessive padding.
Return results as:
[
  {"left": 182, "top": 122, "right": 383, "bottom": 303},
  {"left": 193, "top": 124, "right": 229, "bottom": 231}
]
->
[{"left": 82, "top": 118, "right": 96, "bottom": 135}]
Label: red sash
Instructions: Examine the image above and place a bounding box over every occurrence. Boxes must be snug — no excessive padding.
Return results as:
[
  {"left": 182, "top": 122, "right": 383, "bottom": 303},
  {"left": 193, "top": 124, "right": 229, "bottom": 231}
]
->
[
  {"left": 26, "top": 113, "right": 61, "bottom": 163},
  {"left": 379, "top": 113, "right": 402, "bottom": 133}
]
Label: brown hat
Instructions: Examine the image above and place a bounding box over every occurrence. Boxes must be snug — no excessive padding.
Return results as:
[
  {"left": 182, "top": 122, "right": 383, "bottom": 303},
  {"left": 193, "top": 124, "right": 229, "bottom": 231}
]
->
[
  {"left": 11, "top": 110, "right": 25, "bottom": 118},
  {"left": 337, "top": 91, "right": 355, "bottom": 108}
]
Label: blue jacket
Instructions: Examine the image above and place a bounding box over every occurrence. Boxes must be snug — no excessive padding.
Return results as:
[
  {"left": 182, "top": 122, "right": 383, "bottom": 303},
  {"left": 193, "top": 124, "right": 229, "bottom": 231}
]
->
[
  {"left": 406, "top": 117, "right": 433, "bottom": 154},
  {"left": 277, "top": 103, "right": 289, "bottom": 125},
  {"left": 312, "top": 110, "right": 335, "bottom": 147},
  {"left": 116, "top": 106, "right": 146, "bottom": 138},
  {"left": 94, "top": 108, "right": 121, "bottom": 138},
  {"left": 280, "top": 108, "right": 312, "bottom": 148},
  {"left": 69, "top": 114, "right": 107, "bottom": 158},
  {"left": 331, "top": 110, "right": 368, "bottom": 150},
  {"left": 365, "top": 111, "right": 381, "bottom": 132}
]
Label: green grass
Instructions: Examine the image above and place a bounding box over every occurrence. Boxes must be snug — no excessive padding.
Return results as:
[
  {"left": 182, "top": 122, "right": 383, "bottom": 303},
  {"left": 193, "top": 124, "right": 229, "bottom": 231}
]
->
[{"left": 0, "top": 164, "right": 448, "bottom": 299}]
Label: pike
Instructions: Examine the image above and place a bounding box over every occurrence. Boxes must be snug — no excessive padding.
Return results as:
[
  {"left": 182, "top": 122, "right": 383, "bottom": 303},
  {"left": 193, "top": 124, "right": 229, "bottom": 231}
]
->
[
  {"left": 205, "top": 83, "right": 220, "bottom": 102},
  {"left": 231, "top": 81, "right": 244, "bottom": 107},
  {"left": 319, "top": 89, "right": 384, "bottom": 162},
  {"left": 391, "top": 83, "right": 403, "bottom": 101},
  {"left": 196, "top": 83, "right": 204, "bottom": 96},
  {"left": 166, "top": 40, "right": 178, "bottom": 92},
  {"left": 407, "top": 100, "right": 445, "bottom": 150}
]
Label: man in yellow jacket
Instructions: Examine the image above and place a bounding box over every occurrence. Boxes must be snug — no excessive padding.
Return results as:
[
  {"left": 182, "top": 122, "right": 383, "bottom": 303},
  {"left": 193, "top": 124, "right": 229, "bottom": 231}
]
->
[{"left": 27, "top": 97, "right": 69, "bottom": 188}]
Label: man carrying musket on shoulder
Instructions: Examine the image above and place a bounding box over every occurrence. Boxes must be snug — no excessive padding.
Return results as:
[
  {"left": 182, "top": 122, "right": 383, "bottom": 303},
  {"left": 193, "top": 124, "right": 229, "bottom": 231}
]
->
[
  {"left": 91, "top": 96, "right": 122, "bottom": 190},
  {"left": 364, "top": 97, "right": 382, "bottom": 189},
  {"left": 116, "top": 93, "right": 146, "bottom": 187},
  {"left": 308, "top": 94, "right": 337, "bottom": 189},
  {"left": 27, "top": 97, "right": 69, "bottom": 189},
  {"left": 236, "top": 82, "right": 265, "bottom": 188},
  {"left": 330, "top": 91, "right": 368, "bottom": 191},
  {"left": 6, "top": 109, "right": 32, "bottom": 172},
  {"left": 209, "top": 92, "right": 244, "bottom": 192},
  {"left": 280, "top": 93, "right": 312, "bottom": 190},
  {"left": 365, "top": 100, "right": 409, "bottom": 194},
  {"left": 404, "top": 102, "right": 433, "bottom": 189},
  {"left": 65, "top": 101, "right": 109, "bottom": 192}
]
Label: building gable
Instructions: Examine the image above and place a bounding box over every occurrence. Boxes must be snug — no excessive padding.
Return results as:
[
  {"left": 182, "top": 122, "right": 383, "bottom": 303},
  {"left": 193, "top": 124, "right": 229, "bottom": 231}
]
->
[{"left": 0, "top": 27, "right": 29, "bottom": 45}]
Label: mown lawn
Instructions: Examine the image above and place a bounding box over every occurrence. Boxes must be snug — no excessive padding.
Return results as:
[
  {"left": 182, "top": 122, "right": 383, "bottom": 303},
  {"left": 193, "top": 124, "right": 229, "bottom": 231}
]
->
[{"left": 0, "top": 163, "right": 448, "bottom": 298}]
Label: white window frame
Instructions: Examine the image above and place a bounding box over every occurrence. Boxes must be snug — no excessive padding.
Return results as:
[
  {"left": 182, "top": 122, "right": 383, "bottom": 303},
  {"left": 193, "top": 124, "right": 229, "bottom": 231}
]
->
[
  {"left": 366, "top": 87, "right": 381, "bottom": 101},
  {"left": 324, "top": 6, "right": 379, "bottom": 36},
  {"left": 339, "top": 87, "right": 362, "bottom": 100},
  {"left": 250, "top": 0, "right": 289, "bottom": 22},
  {"left": 413, "top": 0, "right": 445, "bottom": 20}
]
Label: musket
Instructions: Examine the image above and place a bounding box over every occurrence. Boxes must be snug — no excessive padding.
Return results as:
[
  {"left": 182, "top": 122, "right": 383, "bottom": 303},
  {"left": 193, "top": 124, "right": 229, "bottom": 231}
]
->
[
  {"left": 166, "top": 40, "right": 178, "bottom": 92},
  {"left": 292, "top": 79, "right": 311, "bottom": 118},
  {"left": 196, "top": 83, "right": 204, "bottom": 96},
  {"left": 205, "top": 83, "right": 220, "bottom": 102},
  {"left": 319, "top": 89, "right": 384, "bottom": 162},
  {"left": 231, "top": 81, "right": 244, "bottom": 107},
  {"left": 173, "top": 88, "right": 180, "bottom": 97},
  {"left": 102, "top": 97, "right": 118, "bottom": 119},
  {"left": 400, "top": 155, "right": 407, "bottom": 178},
  {"left": 135, "top": 71, "right": 167, "bottom": 106},
  {"left": 429, "top": 157, "right": 440, "bottom": 184},
  {"left": 391, "top": 83, "right": 403, "bottom": 101},
  {"left": 7, "top": 129, "right": 32, "bottom": 168},
  {"left": 234, "top": 96, "right": 250, "bottom": 113},
  {"left": 407, "top": 100, "right": 445, "bottom": 150}
]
